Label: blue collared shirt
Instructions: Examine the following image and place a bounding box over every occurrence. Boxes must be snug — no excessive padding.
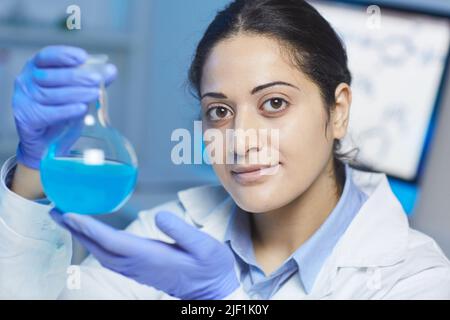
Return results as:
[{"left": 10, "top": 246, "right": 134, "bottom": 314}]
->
[{"left": 223, "top": 163, "right": 368, "bottom": 299}]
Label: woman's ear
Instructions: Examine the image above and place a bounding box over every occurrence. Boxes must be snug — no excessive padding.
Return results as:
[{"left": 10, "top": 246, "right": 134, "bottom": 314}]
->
[{"left": 331, "top": 83, "right": 352, "bottom": 140}]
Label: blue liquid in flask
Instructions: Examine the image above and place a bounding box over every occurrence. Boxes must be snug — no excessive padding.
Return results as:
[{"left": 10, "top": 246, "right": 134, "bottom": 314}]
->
[{"left": 41, "top": 156, "right": 137, "bottom": 215}]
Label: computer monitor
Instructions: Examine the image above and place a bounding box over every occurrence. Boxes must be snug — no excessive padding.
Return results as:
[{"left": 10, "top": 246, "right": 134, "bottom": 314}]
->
[{"left": 310, "top": 0, "right": 450, "bottom": 182}]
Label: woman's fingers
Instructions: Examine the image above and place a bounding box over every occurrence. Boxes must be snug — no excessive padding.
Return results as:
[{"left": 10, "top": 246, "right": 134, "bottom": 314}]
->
[
  {"left": 50, "top": 209, "right": 188, "bottom": 270},
  {"left": 25, "top": 81, "right": 100, "bottom": 105},
  {"left": 33, "top": 46, "right": 87, "bottom": 68},
  {"left": 60, "top": 213, "right": 152, "bottom": 256},
  {"left": 32, "top": 67, "right": 102, "bottom": 87},
  {"left": 155, "top": 210, "right": 218, "bottom": 256},
  {"left": 102, "top": 64, "right": 118, "bottom": 86},
  {"left": 50, "top": 209, "right": 129, "bottom": 268},
  {"left": 13, "top": 91, "right": 87, "bottom": 128},
  {"left": 32, "top": 63, "right": 117, "bottom": 88}
]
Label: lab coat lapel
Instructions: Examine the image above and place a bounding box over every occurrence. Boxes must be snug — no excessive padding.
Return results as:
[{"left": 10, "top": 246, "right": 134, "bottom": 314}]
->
[
  {"left": 177, "top": 184, "right": 230, "bottom": 227},
  {"left": 332, "top": 172, "right": 409, "bottom": 267},
  {"left": 308, "top": 171, "right": 410, "bottom": 298}
]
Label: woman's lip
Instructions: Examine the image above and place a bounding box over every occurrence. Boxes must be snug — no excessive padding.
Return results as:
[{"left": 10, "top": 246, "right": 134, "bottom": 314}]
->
[
  {"left": 231, "top": 163, "right": 281, "bottom": 184},
  {"left": 231, "top": 165, "right": 270, "bottom": 174}
]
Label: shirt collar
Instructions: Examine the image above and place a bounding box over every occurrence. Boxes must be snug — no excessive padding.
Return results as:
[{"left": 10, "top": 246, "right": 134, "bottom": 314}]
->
[{"left": 222, "top": 163, "right": 368, "bottom": 294}]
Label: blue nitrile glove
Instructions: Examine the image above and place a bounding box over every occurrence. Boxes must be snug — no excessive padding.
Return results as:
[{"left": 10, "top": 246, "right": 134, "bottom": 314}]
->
[
  {"left": 50, "top": 209, "right": 240, "bottom": 300},
  {"left": 12, "top": 45, "right": 117, "bottom": 169}
]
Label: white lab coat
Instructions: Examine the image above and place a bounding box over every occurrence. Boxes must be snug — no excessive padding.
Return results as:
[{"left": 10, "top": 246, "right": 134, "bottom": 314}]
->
[{"left": 0, "top": 155, "right": 449, "bottom": 299}]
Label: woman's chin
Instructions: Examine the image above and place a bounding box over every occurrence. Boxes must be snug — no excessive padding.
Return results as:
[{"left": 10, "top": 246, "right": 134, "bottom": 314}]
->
[{"left": 230, "top": 187, "right": 287, "bottom": 213}]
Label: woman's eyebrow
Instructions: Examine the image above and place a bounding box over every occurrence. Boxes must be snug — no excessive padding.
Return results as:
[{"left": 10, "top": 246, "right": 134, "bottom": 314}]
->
[{"left": 200, "top": 81, "right": 299, "bottom": 100}]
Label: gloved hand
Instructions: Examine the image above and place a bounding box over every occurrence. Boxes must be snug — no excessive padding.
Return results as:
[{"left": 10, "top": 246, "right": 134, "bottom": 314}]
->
[
  {"left": 13, "top": 45, "right": 117, "bottom": 169},
  {"left": 50, "top": 209, "right": 240, "bottom": 300}
]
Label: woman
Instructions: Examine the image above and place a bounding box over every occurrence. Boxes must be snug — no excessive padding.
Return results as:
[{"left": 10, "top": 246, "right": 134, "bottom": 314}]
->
[{"left": 1, "top": 0, "right": 449, "bottom": 299}]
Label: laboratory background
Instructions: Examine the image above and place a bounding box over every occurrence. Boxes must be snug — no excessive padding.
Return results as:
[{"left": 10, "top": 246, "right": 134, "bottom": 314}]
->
[{"left": 0, "top": 0, "right": 450, "bottom": 263}]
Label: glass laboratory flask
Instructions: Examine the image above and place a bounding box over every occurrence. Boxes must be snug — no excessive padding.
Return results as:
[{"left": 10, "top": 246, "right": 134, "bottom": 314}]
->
[{"left": 40, "top": 55, "right": 138, "bottom": 215}]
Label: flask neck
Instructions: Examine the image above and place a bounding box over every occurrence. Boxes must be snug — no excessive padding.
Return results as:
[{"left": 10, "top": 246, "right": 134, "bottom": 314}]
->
[
  {"left": 81, "top": 54, "right": 111, "bottom": 127},
  {"left": 99, "top": 82, "right": 110, "bottom": 126},
  {"left": 84, "top": 82, "right": 110, "bottom": 128}
]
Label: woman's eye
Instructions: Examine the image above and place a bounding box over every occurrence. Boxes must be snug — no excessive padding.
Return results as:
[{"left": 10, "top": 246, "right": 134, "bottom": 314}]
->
[
  {"left": 206, "top": 106, "right": 233, "bottom": 121},
  {"left": 261, "top": 97, "right": 289, "bottom": 113}
]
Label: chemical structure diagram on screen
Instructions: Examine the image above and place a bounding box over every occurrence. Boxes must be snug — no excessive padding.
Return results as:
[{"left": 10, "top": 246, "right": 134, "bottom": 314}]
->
[{"left": 312, "top": 1, "right": 450, "bottom": 180}]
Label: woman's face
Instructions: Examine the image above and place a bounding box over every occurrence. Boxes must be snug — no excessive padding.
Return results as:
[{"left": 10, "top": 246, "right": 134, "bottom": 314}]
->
[{"left": 200, "top": 33, "right": 350, "bottom": 213}]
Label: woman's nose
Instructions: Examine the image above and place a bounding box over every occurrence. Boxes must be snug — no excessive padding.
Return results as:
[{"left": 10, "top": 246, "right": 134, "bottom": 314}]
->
[{"left": 230, "top": 110, "right": 261, "bottom": 158}]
